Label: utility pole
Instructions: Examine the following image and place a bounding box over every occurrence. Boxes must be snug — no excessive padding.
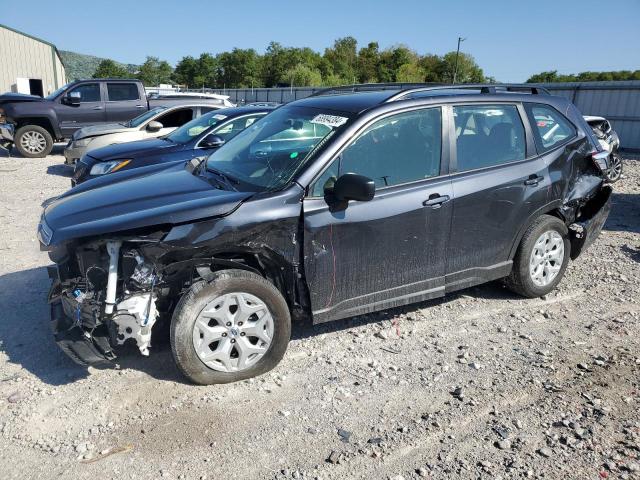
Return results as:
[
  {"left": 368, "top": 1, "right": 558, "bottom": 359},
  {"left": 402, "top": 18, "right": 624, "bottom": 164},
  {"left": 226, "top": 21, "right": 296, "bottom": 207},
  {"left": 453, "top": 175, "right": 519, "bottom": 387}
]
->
[{"left": 453, "top": 36, "right": 466, "bottom": 84}]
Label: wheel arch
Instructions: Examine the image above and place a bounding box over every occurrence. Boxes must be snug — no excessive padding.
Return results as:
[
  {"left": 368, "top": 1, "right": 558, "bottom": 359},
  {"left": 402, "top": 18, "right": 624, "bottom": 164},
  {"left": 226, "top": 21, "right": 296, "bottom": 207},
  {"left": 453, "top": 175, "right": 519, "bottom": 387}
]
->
[
  {"left": 16, "top": 116, "right": 60, "bottom": 139},
  {"left": 508, "top": 201, "right": 567, "bottom": 260}
]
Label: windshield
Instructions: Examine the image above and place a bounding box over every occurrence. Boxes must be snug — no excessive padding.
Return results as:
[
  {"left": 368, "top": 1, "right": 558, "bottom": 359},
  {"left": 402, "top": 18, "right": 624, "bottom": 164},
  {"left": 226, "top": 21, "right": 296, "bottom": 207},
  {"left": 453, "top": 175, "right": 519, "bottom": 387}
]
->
[
  {"left": 205, "top": 105, "right": 351, "bottom": 192},
  {"left": 45, "top": 83, "right": 73, "bottom": 100},
  {"left": 167, "top": 111, "right": 231, "bottom": 144},
  {"left": 126, "top": 107, "right": 167, "bottom": 128}
]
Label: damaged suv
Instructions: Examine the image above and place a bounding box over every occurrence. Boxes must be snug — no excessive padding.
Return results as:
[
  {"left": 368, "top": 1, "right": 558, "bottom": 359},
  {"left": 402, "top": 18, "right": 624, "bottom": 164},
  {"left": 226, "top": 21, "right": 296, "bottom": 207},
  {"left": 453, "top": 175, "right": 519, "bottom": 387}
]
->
[{"left": 38, "top": 84, "right": 612, "bottom": 385}]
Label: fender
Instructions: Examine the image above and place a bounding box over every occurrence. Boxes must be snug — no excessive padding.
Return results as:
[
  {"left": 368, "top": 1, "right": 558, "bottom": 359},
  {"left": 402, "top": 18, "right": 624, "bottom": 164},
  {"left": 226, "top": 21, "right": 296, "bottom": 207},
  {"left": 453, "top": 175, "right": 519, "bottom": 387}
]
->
[
  {"left": 507, "top": 200, "right": 565, "bottom": 259},
  {"left": 5, "top": 101, "right": 62, "bottom": 138}
]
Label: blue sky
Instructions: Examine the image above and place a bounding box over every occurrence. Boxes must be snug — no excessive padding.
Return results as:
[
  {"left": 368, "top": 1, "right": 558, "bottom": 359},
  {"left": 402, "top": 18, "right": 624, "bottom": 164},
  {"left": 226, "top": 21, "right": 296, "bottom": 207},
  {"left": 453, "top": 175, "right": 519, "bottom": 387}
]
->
[{"left": 2, "top": 0, "right": 639, "bottom": 82}]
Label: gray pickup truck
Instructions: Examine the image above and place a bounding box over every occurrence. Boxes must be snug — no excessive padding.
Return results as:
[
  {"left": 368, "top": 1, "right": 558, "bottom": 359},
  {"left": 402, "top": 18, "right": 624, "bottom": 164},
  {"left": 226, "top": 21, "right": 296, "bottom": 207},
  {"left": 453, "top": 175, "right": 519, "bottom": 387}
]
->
[{"left": 0, "top": 78, "right": 233, "bottom": 157}]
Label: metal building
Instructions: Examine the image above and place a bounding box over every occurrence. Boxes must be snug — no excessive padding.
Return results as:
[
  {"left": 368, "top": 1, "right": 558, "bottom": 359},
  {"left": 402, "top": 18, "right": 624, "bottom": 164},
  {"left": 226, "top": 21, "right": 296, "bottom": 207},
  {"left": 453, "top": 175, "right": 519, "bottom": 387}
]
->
[{"left": 0, "top": 24, "right": 66, "bottom": 97}]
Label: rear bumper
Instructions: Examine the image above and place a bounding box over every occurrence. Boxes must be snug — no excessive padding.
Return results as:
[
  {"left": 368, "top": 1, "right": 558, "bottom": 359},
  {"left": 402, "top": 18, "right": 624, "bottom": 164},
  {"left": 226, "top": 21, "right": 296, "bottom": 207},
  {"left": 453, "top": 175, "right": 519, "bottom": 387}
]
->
[{"left": 569, "top": 185, "right": 612, "bottom": 259}]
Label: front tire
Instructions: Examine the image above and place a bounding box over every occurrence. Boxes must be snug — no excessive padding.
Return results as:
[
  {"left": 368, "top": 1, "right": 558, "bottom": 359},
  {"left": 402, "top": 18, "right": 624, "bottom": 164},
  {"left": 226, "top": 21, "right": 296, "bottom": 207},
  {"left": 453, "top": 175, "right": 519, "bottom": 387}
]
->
[
  {"left": 15, "top": 125, "right": 53, "bottom": 158},
  {"left": 506, "top": 215, "right": 570, "bottom": 298},
  {"left": 170, "top": 269, "right": 291, "bottom": 385}
]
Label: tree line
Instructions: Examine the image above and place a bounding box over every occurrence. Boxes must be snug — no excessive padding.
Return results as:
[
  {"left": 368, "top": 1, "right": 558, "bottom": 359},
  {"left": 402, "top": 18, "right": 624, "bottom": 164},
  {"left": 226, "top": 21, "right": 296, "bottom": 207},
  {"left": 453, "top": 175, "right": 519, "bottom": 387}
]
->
[
  {"left": 93, "top": 37, "right": 488, "bottom": 88},
  {"left": 527, "top": 70, "right": 640, "bottom": 83}
]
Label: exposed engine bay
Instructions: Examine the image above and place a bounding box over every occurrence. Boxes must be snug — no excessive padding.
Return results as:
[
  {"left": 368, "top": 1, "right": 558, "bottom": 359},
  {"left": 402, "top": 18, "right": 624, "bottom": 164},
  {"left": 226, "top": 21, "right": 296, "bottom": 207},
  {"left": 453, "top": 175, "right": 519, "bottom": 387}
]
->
[{"left": 49, "top": 239, "right": 166, "bottom": 365}]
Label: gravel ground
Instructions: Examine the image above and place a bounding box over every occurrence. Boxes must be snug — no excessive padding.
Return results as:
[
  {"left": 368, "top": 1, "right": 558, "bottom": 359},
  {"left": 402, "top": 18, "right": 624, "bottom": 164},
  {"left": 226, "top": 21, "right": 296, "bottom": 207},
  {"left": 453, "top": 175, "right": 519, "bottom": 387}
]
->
[{"left": 0, "top": 146, "right": 639, "bottom": 480}]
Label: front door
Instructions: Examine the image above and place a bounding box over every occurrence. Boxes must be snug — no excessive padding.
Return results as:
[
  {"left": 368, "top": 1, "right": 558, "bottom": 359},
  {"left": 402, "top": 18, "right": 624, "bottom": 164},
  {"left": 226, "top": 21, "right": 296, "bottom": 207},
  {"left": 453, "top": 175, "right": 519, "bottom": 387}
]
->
[
  {"left": 55, "top": 82, "right": 106, "bottom": 136},
  {"left": 303, "top": 107, "right": 452, "bottom": 323}
]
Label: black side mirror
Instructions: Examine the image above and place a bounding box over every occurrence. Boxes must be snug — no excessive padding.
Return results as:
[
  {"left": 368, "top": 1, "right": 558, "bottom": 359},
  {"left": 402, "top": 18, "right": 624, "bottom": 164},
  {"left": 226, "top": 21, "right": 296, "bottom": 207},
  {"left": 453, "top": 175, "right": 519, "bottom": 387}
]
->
[
  {"left": 332, "top": 173, "right": 375, "bottom": 202},
  {"left": 146, "top": 120, "right": 163, "bottom": 132},
  {"left": 200, "top": 134, "right": 225, "bottom": 149},
  {"left": 65, "top": 91, "right": 81, "bottom": 105}
]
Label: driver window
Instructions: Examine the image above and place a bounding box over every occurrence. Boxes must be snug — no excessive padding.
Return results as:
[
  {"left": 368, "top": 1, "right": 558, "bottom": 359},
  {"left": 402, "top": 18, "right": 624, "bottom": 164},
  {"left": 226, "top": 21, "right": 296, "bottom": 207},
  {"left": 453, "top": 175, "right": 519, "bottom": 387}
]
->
[
  {"left": 68, "top": 83, "right": 100, "bottom": 102},
  {"left": 311, "top": 107, "right": 442, "bottom": 197}
]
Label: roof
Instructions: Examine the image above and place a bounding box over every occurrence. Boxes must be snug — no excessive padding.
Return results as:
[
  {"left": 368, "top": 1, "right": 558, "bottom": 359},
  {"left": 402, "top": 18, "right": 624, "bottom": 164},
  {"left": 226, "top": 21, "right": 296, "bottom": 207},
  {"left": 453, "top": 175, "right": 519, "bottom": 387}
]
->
[
  {"left": 205, "top": 105, "right": 277, "bottom": 116},
  {"left": 0, "top": 23, "right": 65, "bottom": 66},
  {"left": 289, "top": 84, "right": 556, "bottom": 114}
]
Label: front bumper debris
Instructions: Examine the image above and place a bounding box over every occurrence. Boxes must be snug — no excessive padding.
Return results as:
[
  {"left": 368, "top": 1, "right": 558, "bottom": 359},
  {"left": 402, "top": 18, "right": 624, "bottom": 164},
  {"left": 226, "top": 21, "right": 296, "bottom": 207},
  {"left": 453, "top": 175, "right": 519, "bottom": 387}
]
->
[
  {"left": 569, "top": 185, "right": 612, "bottom": 259},
  {"left": 50, "top": 299, "right": 115, "bottom": 366}
]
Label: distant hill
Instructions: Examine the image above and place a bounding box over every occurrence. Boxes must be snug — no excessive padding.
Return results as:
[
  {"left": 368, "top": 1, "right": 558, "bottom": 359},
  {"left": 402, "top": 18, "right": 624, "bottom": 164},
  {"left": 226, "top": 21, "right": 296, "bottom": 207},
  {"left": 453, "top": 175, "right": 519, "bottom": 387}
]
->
[{"left": 60, "top": 50, "right": 138, "bottom": 81}]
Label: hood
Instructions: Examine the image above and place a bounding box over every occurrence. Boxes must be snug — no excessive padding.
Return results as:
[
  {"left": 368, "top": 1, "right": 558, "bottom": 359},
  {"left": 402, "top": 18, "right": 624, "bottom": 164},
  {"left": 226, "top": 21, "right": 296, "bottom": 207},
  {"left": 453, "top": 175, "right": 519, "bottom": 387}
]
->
[
  {"left": 74, "top": 123, "right": 132, "bottom": 139},
  {"left": 43, "top": 168, "right": 251, "bottom": 245},
  {"left": 88, "top": 137, "right": 182, "bottom": 161},
  {"left": 0, "top": 92, "right": 44, "bottom": 104}
]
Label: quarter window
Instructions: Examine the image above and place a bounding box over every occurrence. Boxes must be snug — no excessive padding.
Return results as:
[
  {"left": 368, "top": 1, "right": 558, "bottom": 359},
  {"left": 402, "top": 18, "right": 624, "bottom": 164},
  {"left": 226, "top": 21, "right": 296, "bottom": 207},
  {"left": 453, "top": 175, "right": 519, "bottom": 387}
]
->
[
  {"left": 107, "top": 83, "right": 139, "bottom": 101},
  {"left": 527, "top": 104, "right": 576, "bottom": 152},
  {"left": 312, "top": 108, "right": 442, "bottom": 196},
  {"left": 68, "top": 83, "right": 100, "bottom": 103},
  {"left": 453, "top": 104, "right": 525, "bottom": 172}
]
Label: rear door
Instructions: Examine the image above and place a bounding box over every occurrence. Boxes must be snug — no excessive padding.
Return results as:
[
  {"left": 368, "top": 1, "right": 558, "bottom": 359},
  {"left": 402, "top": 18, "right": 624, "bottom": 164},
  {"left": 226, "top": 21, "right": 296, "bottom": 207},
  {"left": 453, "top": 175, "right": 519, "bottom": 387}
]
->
[
  {"left": 444, "top": 103, "right": 550, "bottom": 288},
  {"left": 105, "top": 81, "right": 146, "bottom": 123},
  {"left": 303, "top": 106, "right": 453, "bottom": 322},
  {"left": 55, "top": 82, "right": 106, "bottom": 136}
]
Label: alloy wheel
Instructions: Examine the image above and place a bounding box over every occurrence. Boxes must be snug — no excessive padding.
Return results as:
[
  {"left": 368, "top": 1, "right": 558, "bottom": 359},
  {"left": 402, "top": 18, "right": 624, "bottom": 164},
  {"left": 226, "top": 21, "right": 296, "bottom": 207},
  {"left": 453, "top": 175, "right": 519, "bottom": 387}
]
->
[
  {"left": 192, "top": 292, "right": 274, "bottom": 372},
  {"left": 607, "top": 154, "right": 623, "bottom": 182},
  {"left": 20, "top": 130, "right": 47, "bottom": 154},
  {"left": 529, "top": 230, "right": 564, "bottom": 287}
]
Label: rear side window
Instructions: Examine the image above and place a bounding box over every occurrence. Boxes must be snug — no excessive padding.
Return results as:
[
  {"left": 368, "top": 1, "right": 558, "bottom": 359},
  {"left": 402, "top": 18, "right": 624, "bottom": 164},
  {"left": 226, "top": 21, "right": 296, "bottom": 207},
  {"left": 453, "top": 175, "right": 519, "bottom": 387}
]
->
[
  {"left": 453, "top": 104, "right": 525, "bottom": 172},
  {"left": 155, "top": 108, "right": 195, "bottom": 128},
  {"left": 311, "top": 107, "right": 442, "bottom": 196},
  {"left": 107, "top": 83, "right": 139, "bottom": 101},
  {"left": 526, "top": 104, "right": 576, "bottom": 152},
  {"left": 68, "top": 83, "right": 101, "bottom": 102}
]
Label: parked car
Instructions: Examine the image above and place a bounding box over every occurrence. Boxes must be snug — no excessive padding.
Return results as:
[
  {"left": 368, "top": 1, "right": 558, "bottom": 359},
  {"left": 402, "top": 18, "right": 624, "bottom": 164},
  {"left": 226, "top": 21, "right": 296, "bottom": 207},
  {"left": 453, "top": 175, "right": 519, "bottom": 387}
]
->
[
  {"left": 0, "top": 78, "right": 233, "bottom": 158},
  {"left": 64, "top": 104, "right": 225, "bottom": 165},
  {"left": 584, "top": 115, "right": 623, "bottom": 182},
  {"left": 71, "top": 105, "right": 276, "bottom": 184},
  {"left": 38, "top": 84, "right": 612, "bottom": 385}
]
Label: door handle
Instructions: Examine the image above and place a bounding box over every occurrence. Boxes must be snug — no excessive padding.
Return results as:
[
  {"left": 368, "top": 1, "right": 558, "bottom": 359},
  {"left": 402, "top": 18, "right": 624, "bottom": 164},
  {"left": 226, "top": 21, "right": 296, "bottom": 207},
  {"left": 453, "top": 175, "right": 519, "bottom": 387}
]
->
[
  {"left": 423, "top": 194, "right": 450, "bottom": 208},
  {"left": 524, "top": 175, "right": 544, "bottom": 186},
  {"left": 92, "top": 106, "right": 103, "bottom": 111}
]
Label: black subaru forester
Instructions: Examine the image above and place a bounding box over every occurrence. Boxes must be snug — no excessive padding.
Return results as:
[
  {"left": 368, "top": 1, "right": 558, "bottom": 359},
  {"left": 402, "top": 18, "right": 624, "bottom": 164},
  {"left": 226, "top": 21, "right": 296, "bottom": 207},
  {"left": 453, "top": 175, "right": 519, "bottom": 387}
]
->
[{"left": 38, "top": 84, "right": 612, "bottom": 384}]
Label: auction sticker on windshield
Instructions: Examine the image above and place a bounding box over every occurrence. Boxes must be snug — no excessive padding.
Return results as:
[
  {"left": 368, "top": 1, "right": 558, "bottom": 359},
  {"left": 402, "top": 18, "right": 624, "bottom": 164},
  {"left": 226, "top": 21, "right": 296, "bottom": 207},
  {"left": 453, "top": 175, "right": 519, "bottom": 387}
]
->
[{"left": 310, "top": 114, "right": 348, "bottom": 128}]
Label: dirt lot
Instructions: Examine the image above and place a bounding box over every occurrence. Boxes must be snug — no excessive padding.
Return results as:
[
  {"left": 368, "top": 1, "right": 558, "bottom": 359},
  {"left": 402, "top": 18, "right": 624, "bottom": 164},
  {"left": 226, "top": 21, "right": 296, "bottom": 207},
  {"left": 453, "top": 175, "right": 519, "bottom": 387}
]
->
[{"left": 0, "top": 147, "right": 638, "bottom": 480}]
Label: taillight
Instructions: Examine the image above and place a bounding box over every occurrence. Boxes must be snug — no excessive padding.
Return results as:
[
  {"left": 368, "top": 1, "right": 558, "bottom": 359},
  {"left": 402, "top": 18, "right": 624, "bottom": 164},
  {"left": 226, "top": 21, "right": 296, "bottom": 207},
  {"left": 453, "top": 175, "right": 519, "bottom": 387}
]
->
[{"left": 592, "top": 150, "right": 609, "bottom": 172}]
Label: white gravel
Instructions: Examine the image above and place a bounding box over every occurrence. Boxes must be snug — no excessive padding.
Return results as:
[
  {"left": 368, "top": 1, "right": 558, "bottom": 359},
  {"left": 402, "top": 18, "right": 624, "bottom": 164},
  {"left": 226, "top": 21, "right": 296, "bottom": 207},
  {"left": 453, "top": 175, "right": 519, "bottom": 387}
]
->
[{"left": 0, "top": 146, "right": 639, "bottom": 479}]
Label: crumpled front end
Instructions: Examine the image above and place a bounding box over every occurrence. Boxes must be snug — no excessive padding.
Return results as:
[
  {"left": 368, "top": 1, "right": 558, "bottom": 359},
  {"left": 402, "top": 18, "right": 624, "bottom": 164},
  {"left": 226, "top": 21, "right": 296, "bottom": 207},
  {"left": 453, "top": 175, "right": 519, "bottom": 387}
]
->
[{"left": 47, "top": 237, "right": 164, "bottom": 366}]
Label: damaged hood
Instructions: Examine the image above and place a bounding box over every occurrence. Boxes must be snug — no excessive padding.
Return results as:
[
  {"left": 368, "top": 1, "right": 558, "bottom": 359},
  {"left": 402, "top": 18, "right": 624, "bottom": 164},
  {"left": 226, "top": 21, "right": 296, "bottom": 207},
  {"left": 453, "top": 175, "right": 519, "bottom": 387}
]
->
[
  {"left": 42, "top": 169, "right": 252, "bottom": 245},
  {"left": 74, "top": 123, "right": 133, "bottom": 140}
]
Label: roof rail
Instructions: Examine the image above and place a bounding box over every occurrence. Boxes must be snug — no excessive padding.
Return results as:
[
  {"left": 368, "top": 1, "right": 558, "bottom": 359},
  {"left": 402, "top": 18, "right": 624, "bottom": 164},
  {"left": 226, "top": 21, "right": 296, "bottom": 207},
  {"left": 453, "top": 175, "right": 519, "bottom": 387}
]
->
[
  {"left": 309, "top": 82, "right": 444, "bottom": 97},
  {"left": 386, "top": 83, "right": 551, "bottom": 102}
]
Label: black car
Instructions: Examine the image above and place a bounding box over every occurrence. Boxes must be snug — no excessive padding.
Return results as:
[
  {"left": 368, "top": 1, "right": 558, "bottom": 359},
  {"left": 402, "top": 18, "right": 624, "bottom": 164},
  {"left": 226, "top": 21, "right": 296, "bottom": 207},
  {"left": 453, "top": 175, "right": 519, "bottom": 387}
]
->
[
  {"left": 39, "top": 84, "right": 612, "bottom": 385},
  {"left": 72, "top": 105, "right": 276, "bottom": 185}
]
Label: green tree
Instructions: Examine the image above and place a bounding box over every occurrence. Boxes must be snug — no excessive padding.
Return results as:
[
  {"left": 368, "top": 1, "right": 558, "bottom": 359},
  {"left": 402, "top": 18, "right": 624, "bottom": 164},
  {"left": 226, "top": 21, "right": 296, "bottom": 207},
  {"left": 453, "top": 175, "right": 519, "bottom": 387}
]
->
[
  {"left": 283, "top": 64, "right": 323, "bottom": 87},
  {"left": 136, "top": 56, "right": 173, "bottom": 86},
  {"left": 439, "top": 51, "right": 485, "bottom": 83},
  {"left": 324, "top": 37, "right": 358, "bottom": 83},
  {"left": 357, "top": 42, "right": 380, "bottom": 83},
  {"left": 216, "top": 48, "right": 262, "bottom": 88},
  {"left": 396, "top": 63, "right": 425, "bottom": 82},
  {"left": 92, "top": 59, "right": 131, "bottom": 78}
]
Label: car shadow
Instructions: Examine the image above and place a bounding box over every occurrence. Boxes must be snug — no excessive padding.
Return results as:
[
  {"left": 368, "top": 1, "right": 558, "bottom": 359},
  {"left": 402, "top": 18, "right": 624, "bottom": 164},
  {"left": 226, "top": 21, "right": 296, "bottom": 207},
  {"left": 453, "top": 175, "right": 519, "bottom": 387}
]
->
[
  {"left": 0, "top": 267, "right": 88, "bottom": 385},
  {"left": 604, "top": 192, "right": 640, "bottom": 234},
  {"left": 46, "top": 163, "right": 74, "bottom": 178}
]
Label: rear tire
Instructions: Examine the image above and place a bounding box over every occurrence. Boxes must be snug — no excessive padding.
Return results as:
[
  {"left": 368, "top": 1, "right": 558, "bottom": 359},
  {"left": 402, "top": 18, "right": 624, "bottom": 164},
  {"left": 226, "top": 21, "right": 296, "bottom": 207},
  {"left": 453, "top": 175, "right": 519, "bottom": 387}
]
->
[
  {"left": 15, "top": 125, "right": 53, "bottom": 158},
  {"left": 605, "top": 153, "right": 623, "bottom": 183},
  {"left": 505, "top": 215, "right": 570, "bottom": 298},
  {"left": 170, "top": 269, "right": 291, "bottom": 385}
]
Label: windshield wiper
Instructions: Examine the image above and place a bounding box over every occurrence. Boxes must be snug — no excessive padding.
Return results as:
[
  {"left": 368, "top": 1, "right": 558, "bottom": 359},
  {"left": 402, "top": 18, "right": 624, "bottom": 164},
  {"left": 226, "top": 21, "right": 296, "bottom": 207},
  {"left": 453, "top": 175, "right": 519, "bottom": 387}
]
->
[{"left": 205, "top": 166, "right": 239, "bottom": 191}]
